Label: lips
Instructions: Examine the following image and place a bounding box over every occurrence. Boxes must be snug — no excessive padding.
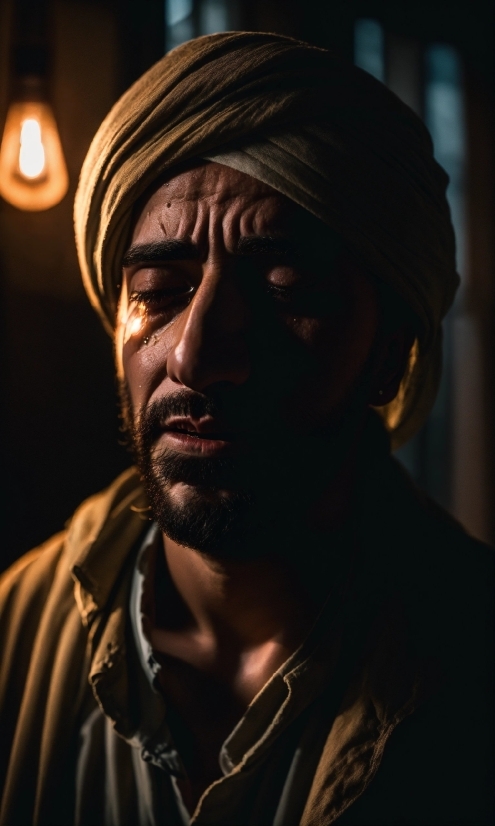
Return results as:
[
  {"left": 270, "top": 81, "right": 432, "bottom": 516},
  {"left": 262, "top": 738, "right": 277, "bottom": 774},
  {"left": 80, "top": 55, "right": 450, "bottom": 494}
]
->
[
  {"left": 162, "top": 416, "right": 240, "bottom": 441},
  {"left": 158, "top": 416, "right": 243, "bottom": 456}
]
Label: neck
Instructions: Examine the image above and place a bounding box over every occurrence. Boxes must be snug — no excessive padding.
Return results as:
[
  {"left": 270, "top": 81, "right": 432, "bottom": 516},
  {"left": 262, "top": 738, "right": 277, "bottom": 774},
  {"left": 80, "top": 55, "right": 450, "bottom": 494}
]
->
[{"left": 162, "top": 538, "right": 318, "bottom": 650}]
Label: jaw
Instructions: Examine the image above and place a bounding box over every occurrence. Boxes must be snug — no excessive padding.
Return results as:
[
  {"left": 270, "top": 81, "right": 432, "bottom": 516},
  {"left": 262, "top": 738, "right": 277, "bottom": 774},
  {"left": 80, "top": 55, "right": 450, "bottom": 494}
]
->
[{"left": 140, "top": 427, "right": 357, "bottom": 561}]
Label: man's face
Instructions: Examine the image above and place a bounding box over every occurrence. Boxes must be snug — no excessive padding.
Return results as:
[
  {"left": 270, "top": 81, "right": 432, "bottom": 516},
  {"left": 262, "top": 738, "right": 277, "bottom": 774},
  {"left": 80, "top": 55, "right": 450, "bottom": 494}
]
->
[{"left": 117, "top": 162, "right": 379, "bottom": 557}]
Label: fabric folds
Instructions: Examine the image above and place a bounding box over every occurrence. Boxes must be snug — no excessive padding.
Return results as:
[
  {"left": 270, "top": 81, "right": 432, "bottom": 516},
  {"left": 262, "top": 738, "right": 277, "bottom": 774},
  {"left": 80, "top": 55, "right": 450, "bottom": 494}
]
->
[{"left": 73, "top": 31, "right": 459, "bottom": 445}]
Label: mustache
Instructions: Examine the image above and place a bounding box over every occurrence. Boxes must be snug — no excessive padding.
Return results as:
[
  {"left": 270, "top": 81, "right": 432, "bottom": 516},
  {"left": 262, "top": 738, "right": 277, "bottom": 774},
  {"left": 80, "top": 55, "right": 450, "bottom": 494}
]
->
[{"left": 148, "top": 390, "right": 220, "bottom": 421}]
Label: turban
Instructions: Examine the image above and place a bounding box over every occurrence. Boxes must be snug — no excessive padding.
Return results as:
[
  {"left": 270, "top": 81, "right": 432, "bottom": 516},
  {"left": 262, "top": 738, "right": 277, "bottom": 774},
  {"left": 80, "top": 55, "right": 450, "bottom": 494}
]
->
[{"left": 74, "top": 31, "right": 459, "bottom": 447}]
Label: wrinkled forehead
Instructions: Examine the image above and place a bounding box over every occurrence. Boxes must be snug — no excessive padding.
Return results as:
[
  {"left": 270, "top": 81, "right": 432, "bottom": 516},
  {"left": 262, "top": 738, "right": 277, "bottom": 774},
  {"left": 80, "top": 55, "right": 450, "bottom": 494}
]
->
[
  {"left": 129, "top": 159, "right": 342, "bottom": 254},
  {"left": 143, "top": 161, "right": 277, "bottom": 203}
]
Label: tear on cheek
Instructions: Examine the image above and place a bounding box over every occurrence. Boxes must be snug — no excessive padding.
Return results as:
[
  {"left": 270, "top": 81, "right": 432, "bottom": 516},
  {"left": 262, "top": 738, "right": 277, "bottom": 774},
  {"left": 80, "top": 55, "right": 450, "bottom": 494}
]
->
[
  {"left": 127, "top": 312, "right": 144, "bottom": 339},
  {"left": 119, "top": 301, "right": 149, "bottom": 346},
  {"left": 115, "top": 298, "right": 150, "bottom": 379}
]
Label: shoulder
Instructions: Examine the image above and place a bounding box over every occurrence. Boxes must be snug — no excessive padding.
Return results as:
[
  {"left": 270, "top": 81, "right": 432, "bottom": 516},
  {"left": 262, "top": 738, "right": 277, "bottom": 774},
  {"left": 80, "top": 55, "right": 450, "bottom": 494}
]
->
[
  {"left": 0, "top": 467, "right": 144, "bottom": 647},
  {"left": 362, "top": 454, "right": 494, "bottom": 694},
  {"left": 335, "top": 457, "right": 495, "bottom": 824},
  {"left": 386, "top": 455, "right": 493, "bottom": 577},
  {"left": 383, "top": 458, "right": 493, "bottom": 680},
  {"left": 0, "top": 533, "right": 67, "bottom": 628}
]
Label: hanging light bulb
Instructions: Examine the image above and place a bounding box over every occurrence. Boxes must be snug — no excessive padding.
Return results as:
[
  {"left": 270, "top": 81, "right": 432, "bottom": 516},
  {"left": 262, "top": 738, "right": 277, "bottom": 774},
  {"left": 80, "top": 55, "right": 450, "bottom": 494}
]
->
[
  {"left": 0, "top": 0, "right": 69, "bottom": 212},
  {"left": 0, "top": 97, "right": 68, "bottom": 211}
]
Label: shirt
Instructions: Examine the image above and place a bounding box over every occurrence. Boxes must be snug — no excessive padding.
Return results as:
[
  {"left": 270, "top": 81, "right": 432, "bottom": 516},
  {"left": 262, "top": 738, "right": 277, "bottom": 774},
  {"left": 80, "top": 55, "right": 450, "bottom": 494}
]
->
[{"left": 74, "top": 524, "right": 351, "bottom": 826}]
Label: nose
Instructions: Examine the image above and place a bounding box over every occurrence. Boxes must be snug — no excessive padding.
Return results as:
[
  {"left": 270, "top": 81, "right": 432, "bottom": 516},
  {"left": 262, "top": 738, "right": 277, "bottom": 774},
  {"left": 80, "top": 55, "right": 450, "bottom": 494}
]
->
[{"left": 166, "top": 263, "right": 251, "bottom": 392}]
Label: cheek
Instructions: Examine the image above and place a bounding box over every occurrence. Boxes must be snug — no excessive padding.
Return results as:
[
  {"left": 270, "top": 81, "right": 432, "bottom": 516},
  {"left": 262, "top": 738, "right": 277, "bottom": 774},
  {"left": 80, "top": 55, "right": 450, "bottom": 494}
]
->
[
  {"left": 284, "top": 280, "right": 378, "bottom": 420},
  {"left": 316, "top": 298, "right": 377, "bottom": 376},
  {"left": 121, "top": 333, "right": 172, "bottom": 415},
  {"left": 116, "top": 295, "right": 174, "bottom": 415}
]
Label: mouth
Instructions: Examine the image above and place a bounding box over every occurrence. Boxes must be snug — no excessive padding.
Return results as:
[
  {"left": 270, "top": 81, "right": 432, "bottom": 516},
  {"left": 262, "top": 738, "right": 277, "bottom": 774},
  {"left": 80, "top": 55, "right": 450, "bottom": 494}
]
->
[{"left": 158, "top": 416, "right": 243, "bottom": 455}]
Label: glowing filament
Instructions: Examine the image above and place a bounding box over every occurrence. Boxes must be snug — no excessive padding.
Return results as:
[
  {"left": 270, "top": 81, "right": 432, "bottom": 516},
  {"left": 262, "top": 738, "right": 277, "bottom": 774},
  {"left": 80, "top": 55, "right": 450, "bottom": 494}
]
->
[{"left": 19, "top": 119, "right": 45, "bottom": 178}]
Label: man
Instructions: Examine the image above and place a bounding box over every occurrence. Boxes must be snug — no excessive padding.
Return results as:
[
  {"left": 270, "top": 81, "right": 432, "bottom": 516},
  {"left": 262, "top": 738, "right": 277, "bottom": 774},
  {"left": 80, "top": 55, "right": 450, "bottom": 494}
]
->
[{"left": 0, "top": 32, "right": 493, "bottom": 826}]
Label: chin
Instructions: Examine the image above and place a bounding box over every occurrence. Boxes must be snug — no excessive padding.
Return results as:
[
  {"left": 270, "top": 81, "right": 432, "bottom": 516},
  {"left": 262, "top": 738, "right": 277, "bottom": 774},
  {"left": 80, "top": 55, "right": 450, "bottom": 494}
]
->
[
  {"left": 166, "top": 480, "right": 239, "bottom": 508},
  {"left": 149, "top": 479, "right": 265, "bottom": 559},
  {"left": 140, "top": 452, "right": 269, "bottom": 558}
]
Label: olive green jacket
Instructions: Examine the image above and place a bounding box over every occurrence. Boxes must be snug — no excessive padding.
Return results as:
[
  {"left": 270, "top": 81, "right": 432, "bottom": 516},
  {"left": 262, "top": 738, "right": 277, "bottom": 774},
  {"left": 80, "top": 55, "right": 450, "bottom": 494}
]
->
[{"left": 0, "top": 458, "right": 493, "bottom": 825}]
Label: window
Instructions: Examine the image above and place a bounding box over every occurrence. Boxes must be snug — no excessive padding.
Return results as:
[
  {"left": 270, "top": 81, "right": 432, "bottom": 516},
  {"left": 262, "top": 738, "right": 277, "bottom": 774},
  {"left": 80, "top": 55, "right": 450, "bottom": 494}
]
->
[
  {"left": 165, "top": 0, "right": 241, "bottom": 51},
  {"left": 165, "top": 0, "right": 194, "bottom": 51},
  {"left": 354, "top": 19, "right": 385, "bottom": 83},
  {"left": 353, "top": 20, "right": 488, "bottom": 539}
]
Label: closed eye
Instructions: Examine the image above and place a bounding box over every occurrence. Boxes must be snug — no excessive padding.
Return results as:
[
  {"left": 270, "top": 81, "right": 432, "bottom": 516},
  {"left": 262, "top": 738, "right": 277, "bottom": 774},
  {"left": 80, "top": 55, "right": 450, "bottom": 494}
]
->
[{"left": 129, "top": 286, "right": 194, "bottom": 308}]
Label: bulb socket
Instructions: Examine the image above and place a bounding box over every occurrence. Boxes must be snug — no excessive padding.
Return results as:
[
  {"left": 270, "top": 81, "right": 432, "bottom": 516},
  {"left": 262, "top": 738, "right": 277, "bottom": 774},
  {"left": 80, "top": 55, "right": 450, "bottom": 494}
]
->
[{"left": 13, "top": 42, "right": 49, "bottom": 78}]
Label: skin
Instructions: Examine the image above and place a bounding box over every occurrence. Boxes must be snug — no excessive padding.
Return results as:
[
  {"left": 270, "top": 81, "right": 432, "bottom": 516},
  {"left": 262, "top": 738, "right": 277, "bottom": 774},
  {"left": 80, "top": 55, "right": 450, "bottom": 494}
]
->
[{"left": 117, "top": 161, "right": 414, "bottom": 808}]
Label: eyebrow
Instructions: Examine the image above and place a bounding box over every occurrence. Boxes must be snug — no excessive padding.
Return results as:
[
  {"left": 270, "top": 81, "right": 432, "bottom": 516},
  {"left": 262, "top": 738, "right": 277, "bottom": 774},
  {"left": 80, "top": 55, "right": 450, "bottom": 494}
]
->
[
  {"left": 122, "top": 239, "right": 199, "bottom": 267},
  {"left": 121, "top": 235, "right": 301, "bottom": 269},
  {"left": 235, "top": 236, "right": 299, "bottom": 258}
]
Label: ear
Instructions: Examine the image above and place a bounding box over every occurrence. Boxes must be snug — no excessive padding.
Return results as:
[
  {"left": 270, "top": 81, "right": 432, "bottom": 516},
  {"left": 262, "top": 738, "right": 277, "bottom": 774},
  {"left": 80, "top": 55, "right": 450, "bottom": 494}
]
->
[{"left": 368, "top": 324, "right": 416, "bottom": 406}]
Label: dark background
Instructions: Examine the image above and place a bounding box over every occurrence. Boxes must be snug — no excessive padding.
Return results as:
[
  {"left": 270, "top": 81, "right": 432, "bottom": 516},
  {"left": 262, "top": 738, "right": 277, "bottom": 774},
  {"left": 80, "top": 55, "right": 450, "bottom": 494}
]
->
[{"left": 0, "top": 0, "right": 493, "bottom": 571}]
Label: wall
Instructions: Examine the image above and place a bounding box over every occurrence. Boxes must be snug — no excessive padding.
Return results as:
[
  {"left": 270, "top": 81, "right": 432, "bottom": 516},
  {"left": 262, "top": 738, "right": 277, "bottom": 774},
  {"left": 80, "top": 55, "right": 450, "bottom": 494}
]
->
[{"left": 0, "top": 0, "right": 163, "bottom": 569}]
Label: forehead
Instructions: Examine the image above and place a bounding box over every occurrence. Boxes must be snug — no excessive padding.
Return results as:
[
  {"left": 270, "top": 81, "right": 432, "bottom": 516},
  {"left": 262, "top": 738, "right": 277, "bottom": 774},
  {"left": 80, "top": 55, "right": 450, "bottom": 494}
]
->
[{"left": 130, "top": 161, "right": 327, "bottom": 243}]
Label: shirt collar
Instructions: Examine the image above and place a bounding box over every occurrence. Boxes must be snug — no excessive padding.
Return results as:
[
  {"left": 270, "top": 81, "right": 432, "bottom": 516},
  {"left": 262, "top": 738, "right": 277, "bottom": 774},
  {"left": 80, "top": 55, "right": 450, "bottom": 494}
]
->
[
  {"left": 126, "top": 520, "right": 356, "bottom": 778},
  {"left": 69, "top": 467, "right": 149, "bottom": 626}
]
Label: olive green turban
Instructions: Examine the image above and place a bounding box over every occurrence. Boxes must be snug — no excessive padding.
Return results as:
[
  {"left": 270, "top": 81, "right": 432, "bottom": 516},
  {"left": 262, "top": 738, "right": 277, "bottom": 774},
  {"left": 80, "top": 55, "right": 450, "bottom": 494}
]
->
[{"left": 74, "top": 31, "right": 459, "bottom": 447}]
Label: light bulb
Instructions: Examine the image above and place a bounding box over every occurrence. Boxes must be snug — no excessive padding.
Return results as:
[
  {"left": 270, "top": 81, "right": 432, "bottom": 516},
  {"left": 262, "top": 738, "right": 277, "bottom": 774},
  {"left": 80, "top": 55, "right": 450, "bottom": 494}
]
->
[{"left": 0, "top": 100, "right": 68, "bottom": 210}]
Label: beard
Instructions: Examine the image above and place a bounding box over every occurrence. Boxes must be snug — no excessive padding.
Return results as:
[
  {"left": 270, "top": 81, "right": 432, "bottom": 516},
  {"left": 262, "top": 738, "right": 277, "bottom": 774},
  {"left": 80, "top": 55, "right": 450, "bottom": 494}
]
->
[
  {"left": 140, "top": 449, "right": 258, "bottom": 558},
  {"left": 120, "top": 379, "right": 368, "bottom": 560}
]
